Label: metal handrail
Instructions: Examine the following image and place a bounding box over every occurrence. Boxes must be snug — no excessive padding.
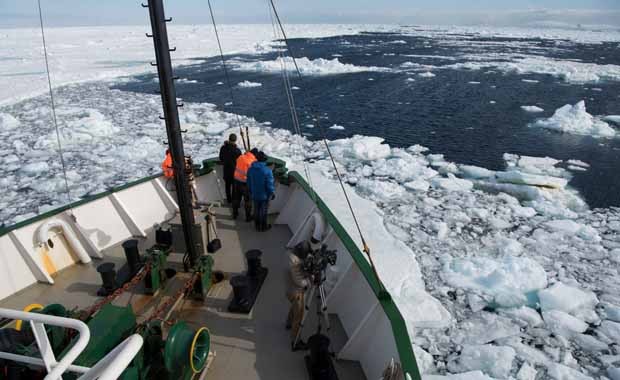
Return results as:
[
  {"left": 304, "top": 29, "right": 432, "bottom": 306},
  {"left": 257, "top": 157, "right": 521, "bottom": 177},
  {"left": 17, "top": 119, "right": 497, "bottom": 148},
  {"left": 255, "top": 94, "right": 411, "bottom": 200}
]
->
[{"left": 0, "top": 308, "right": 143, "bottom": 380}]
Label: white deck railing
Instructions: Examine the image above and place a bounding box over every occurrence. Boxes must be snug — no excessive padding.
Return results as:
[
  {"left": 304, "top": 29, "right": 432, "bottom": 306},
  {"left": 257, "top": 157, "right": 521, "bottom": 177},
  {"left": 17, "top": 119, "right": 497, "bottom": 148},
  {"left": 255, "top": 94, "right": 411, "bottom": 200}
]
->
[{"left": 0, "top": 308, "right": 143, "bottom": 380}]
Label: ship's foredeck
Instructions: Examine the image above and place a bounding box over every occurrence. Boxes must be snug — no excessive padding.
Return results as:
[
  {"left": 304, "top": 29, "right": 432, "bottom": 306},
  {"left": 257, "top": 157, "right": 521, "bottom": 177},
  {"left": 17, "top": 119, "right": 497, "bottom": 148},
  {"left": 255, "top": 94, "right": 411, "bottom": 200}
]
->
[{"left": 0, "top": 204, "right": 366, "bottom": 380}]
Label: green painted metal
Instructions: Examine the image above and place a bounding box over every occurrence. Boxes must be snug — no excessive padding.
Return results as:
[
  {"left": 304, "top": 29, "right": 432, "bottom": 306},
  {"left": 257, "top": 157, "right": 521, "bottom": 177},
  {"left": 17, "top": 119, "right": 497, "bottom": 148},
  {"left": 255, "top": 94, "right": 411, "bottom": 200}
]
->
[
  {"left": 192, "top": 255, "right": 214, "bottom": 301},
  {"left": 38, "top": 304, "right": 69, "bottom": 355},
  {"left": 73, "top": 304, "right": 137, "bottom": 367},
  {"left": 164, "top": 321, "right": 210, "bottom": 380},
  {"left": 286, "top": 171, "right": 422, "bottom": 380},
  {"left": 144, "top": 248, "right": 168, "bottom": 294}
]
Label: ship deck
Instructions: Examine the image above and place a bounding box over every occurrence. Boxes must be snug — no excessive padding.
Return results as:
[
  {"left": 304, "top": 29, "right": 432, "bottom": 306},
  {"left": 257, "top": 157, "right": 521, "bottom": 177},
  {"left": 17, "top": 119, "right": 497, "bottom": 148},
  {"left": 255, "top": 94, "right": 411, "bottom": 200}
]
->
[{"left": 0, "top": 205, "right": 366, "bottom": 380}]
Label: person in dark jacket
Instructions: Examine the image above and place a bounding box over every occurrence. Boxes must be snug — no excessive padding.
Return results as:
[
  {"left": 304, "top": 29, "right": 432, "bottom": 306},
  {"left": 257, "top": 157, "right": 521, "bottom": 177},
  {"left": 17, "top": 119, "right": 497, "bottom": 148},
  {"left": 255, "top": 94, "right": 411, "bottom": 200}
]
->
[
  {"left": 247, "top": 151, "right": 275, "bottom": 231},
  {"left": 218, "top": 134, "right": 241, "bottom": 203}
]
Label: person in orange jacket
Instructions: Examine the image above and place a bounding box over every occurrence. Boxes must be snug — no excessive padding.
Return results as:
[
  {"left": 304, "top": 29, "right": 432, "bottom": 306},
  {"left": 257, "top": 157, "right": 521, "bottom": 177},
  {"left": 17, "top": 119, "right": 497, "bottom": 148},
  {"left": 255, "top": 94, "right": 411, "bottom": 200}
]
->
[
  {"left": 162, "top": 149, "right": 174, "bottom": 178},
  {"left": 232, "top": 148, "right": 258, "bottom": 220}
]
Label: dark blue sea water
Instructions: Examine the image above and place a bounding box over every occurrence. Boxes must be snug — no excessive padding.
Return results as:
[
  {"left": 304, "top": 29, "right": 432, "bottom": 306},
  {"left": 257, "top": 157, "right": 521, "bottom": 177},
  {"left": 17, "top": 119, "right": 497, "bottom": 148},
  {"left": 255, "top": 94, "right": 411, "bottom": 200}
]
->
[{"left": 114, "top": 31, "right": 620, "bottom": 209}]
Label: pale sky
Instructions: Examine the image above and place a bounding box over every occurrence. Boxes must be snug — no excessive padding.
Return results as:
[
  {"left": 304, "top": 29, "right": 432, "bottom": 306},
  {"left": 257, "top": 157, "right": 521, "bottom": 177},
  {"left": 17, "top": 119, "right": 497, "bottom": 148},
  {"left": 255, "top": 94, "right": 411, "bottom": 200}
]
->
[{"left": 1, "top": 0, "right": 619, "bottom": 28}]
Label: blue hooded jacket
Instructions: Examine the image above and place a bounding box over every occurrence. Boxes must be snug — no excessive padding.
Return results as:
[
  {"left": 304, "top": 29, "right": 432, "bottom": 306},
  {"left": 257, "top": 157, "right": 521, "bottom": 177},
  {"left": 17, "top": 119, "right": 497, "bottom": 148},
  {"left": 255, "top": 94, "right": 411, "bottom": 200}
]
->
[{"left": 247, "top": 161, "right": 275, "bottom": 201}]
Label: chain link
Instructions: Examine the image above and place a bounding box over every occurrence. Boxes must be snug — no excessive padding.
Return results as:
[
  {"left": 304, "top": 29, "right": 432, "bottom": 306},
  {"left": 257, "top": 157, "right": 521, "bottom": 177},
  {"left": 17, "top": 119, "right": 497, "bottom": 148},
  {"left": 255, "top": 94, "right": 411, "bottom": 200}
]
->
[
  {"left": 144, "top": 271, "right": 199, "bottom": 325},
  {"left": 81, "top": 264, "right": 151, "bottom": 319}
]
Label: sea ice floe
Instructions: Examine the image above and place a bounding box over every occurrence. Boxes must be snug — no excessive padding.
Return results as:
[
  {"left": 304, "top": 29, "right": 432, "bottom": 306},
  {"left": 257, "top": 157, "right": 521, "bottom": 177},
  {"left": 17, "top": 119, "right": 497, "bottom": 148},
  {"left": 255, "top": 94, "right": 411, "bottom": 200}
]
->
[
  {"left": 441, "top": 255, "right": 547, "bottom": 308},
  {"left": 237, "top": 80, "right": 262, "bottom": 88},
  {"left": 0, "top": 112, "right": 20, "bottom": 130},
  {"left": 232, "top": 56, "right": 389, "bottom": 76},
  {"left": 448, "top": 345, "right": 516, "bottom": 379},
  {"left": 521, "top": 105, "right": 544, "bottom": 113},
  {"left": 603, "top": 115, "right": 620, "bottom": 125},
  {"left": 419, "top": 71, "right": 436, "bottom": 78},
  {"left": 328, "top": 124, "right": 346, "bottom": 130},
  {"left": 538, "top": 282, "right": 599, "bottom": 320},
  {"left": 532, "top": 100, "right": 616, "bottom": 138}
]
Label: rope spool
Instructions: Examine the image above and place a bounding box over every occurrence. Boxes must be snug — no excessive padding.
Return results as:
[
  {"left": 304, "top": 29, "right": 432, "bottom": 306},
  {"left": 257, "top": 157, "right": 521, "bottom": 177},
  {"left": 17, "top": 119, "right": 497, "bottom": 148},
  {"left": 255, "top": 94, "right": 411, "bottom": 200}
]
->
[{"left": 164, "top": 321, "right": 210, "bottom": 376}]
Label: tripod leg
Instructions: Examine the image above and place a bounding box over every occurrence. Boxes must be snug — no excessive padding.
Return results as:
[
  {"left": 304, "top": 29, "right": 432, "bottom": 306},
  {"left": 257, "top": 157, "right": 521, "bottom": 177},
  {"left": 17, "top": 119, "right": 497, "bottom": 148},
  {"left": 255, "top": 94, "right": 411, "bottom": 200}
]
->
[
  {"left": 319, "top": 284, "right": 331, "bottom": 332},
  {"left": 292, "top": 285, "right": 315, "bottom": 348}
]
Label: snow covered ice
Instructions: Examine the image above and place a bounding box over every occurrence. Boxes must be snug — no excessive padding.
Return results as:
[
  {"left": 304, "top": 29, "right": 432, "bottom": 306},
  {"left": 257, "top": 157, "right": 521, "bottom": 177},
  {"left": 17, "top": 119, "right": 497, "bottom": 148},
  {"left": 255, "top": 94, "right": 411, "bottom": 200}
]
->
[
  {"left": 232, "top": 56, "right": 389, "bottom": 76},
  {"left": 237, "top": 80, "right": 262, "bottom": 88},
  {"left": 532, "top": 100, "right": 617, "bottom": 138}
]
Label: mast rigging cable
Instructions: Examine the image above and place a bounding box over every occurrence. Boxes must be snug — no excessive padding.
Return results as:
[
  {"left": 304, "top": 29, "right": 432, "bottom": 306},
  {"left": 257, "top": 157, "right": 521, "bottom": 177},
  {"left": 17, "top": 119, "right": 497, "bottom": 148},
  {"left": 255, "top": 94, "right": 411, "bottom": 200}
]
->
[
  {"left": 37, "top": 0, "right": 74, "bottom": 216},
  {"left": 206, "top": 0, "right": 251, "bottom": 151},
  {"left": 266, "top": 0, "right": 386, "bottom": 292}
]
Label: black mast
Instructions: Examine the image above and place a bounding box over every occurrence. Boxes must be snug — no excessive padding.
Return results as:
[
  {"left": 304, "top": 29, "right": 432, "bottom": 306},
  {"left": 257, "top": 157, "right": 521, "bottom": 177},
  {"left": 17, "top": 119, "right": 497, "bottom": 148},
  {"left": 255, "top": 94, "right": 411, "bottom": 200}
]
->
[{"left": 146, "top": 0, "right": 199, "bottom": 266}]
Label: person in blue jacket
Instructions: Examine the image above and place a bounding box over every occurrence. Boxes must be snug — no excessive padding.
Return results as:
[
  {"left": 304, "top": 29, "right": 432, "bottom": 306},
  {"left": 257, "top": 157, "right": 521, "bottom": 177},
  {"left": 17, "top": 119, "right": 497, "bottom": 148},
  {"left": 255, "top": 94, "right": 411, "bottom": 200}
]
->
[{"left": 247, "top": 151, "right": 275, "bottom": 232}]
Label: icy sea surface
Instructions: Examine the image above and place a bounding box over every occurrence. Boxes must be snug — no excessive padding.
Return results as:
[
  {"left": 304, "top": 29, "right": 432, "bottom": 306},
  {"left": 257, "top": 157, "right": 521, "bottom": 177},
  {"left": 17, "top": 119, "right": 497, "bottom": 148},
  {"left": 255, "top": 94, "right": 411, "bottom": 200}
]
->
[
  {"left": 116, "top": 29, "right": 620, "bottom": 209},
  {"left": 2, "top": 25, "right": 620, "bottom": 380}
]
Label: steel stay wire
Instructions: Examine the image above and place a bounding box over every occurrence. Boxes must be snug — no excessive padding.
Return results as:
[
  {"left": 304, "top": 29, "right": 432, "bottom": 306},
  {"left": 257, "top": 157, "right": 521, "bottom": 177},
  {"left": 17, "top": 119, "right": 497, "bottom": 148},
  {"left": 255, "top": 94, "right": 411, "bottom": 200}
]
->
[
  {"left": 207, "top": 0, "right": 250, "bottom": 151},
  {"left": 37, "top": 0, "right": 75, "bottom": 218},
  {"left": 266, "top": 0, "right": 386, "bottom": 292}
]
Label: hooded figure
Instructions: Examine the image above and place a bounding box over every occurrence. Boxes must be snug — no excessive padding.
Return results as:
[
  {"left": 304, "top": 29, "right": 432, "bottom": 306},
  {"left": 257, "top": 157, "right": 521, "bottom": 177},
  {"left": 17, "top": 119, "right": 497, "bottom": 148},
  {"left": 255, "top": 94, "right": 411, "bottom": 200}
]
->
[
  {"left": 219, "top": 134, "right": 241, "bottom": 203},
  {"left": 247, "top": 151, "right": 275, "bottom": 231}
]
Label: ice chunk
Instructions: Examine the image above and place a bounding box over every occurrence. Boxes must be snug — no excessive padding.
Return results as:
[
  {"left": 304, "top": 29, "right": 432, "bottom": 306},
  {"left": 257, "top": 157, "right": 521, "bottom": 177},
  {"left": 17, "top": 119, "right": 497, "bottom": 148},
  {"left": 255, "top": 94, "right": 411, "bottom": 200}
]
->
[
  {"left": 572, "top": 333, "right": 609, "bottom": 352},
  {"left": 544, "top": 220, "right": 600, "bottom": 240},
  {"left": 496, "top": 171, "right": 567, "bottom": 189},
  {"left": 237, "top": 80, "right": 262, "bottom": 88},
  {"left": 459, "top": 165, "right": 495, "bottom": 179},
  {"left": 453, "top": 313, "right": 521, "bottom": 345},
  {"left": 499, "top": 306, "right": 543, "bottom": 327},
  {"left": 546, "top": 363, "right": 593, "bottom": 380},
  {"left": 603, "top": 115, "right": 620, "bottom": 125},
  {"left": 442, "top": 255, "right": 547, "bottom": 308},
  {"left": 233, "top": 57, "right": 388, "bottom": 75},
  {"left": 20, "top": 162, "right": 49, "bottom": 176},
  {"left": 516, "top": 363, "right": 537, "bottom": 380},
  {"left": 329, "top": 135, "right": 390, "bottom": 161},
  {"left": 0, "top": 113, "right": 20, "bottom": 130},
  {"left": 538, "top": 282, "right": 599, "bottom": 316},
  {"left": 406, "top": 77, "right": 416, "bottom": 82},
  {"left": 424, "top": 371, "right": 498, "bottom": 380},
  {"left": 604, "top": 304, "right": 620, "bottom": 322},
  {"left": 468, "top": 81, "right": 481, "bottom": 85},
  {"left": 543, "top": 310, "right": 588, "bottom": 336},
  {"left": 414, "top": 345, "right": 436, "bottom": 374},
  {"left": 521, "top": 105, "right": 544, "bottom": 113},
  {"left": 419, "top": 71, "right": 436, "bottom": 78},
  {"left": 598, "top": 320, "right": 620, "bottom": 344},
  {"left": 532, "top": 101, "right": 616, "bottom": 138},
  {"left": 431, "top": 174, "right": 474, "bottom": 192},
  {"left": 566, "top": 159, "right": 590, "bottom": 168},
  {"left": 404, "top": 179, "right": 430, "bottom": 192},
  {"left": 354, "top": 178, "right": 406, "bottom": 202},
  {"left": 448, "top": 345, "right": 516, "bottom": 379},
  {"left": 522, "top": 79, "right": 540, "bottom": 83},
  {"left": 329, "top": 124, "right": 345, "bottom": 130}
]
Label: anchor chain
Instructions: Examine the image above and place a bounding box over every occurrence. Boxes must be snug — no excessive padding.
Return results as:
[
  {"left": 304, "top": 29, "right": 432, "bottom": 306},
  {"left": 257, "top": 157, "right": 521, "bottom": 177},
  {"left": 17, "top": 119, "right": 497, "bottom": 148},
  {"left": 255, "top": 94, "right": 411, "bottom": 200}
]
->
[
  {"left": 81, "top": 264, "right": 151, "bottom": 319},
  {"left": 145, "top": 271, "right": 200, "bottom": 325}
]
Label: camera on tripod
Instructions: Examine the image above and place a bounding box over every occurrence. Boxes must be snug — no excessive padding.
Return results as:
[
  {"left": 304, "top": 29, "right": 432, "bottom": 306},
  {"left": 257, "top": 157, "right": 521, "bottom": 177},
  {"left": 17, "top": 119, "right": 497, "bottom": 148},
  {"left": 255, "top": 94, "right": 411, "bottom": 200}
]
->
[{"left": 301, "top": 244, "right": 337, "bottom": 285}]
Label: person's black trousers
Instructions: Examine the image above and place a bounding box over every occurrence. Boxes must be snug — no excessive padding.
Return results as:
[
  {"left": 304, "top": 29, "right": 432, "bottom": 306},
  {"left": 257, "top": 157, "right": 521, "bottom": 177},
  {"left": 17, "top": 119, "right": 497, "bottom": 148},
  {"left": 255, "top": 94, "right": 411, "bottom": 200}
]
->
[
  {"left": 232, "top": 180, "right": 252, "bottom": 220},
  {"left": 223, "top": 177, "right": 234, "bottom": 203}
]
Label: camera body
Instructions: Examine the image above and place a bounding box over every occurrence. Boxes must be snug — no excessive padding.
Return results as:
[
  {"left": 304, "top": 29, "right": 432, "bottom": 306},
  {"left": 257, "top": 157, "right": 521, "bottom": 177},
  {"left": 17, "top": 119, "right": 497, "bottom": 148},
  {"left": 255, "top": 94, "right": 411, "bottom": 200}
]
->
[{"left": 302, "top": 244, "right": 337, "bottom": 285}]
